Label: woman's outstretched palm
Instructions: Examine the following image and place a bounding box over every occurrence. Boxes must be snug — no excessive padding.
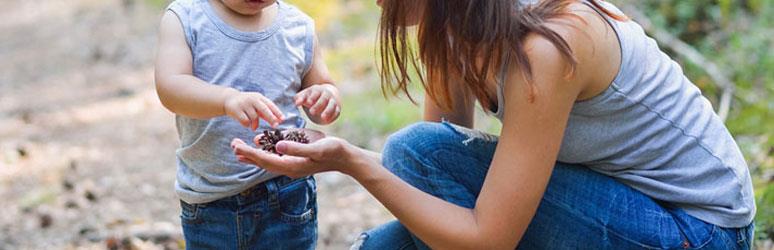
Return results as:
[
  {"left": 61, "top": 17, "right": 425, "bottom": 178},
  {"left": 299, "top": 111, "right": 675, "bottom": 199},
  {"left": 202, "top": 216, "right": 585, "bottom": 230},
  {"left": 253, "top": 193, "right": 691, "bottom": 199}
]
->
[{"left": 231, "top": 136, "right": 359, "bottom": 178}]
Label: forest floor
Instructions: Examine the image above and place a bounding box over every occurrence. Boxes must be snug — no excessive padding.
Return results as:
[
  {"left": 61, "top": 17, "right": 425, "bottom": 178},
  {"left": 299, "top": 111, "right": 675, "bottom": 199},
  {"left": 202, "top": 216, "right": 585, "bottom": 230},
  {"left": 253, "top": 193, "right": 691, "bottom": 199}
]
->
[{"left": 0, "top": 0, "right": 392, "bottom": 249}]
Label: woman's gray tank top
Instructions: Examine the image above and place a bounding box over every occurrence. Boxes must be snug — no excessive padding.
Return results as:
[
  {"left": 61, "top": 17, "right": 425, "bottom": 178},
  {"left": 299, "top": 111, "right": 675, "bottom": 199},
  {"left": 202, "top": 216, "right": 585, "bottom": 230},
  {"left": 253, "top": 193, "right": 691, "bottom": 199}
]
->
[{"left": 489, "top": 1, "right": 754, "bottom": 227}]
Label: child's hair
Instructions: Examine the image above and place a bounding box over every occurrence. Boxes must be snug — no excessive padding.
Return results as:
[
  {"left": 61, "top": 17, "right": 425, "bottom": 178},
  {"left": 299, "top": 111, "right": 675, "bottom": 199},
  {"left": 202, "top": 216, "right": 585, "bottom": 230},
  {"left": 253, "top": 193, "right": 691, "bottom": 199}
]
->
[{"left": 378, "top": 0, "right": 625, "bottom": 109}]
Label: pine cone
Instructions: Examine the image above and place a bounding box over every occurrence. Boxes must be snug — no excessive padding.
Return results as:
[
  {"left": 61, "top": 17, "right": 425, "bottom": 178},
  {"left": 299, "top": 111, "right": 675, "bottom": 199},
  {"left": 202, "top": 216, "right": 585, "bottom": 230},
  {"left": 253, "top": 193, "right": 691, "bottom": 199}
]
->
[
  {"left": 257, "top": 129, "right": 284, "bottom": 154},
  {"left": 284, "top": 130, "right": 309, "bottom": 144},
  {"left": 257, "top": 129, "right": 309, "bottom": 155}
]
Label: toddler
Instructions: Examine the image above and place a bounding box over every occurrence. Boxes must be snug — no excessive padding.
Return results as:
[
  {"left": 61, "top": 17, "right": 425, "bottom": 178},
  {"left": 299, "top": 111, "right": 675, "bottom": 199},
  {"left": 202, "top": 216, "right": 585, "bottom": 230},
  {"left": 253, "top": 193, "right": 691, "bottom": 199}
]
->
[{"left": 154, "top": 0, "right": 340, "bottom": 249}]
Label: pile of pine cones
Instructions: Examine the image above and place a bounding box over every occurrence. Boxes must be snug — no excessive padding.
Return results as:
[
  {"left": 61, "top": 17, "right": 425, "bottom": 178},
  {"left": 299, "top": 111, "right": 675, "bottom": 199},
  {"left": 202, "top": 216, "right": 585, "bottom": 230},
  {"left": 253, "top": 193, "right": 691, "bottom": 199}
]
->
[{"left": 257, "top": 129, "right": 310, "bottom": 155}]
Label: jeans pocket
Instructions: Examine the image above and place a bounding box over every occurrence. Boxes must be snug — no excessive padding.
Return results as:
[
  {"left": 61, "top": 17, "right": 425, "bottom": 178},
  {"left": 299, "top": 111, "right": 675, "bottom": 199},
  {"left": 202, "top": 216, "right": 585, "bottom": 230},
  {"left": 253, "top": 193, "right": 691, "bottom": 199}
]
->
[
  {"left": 180, "top": 200, "right": 203, "bottom": 225},
  {"left": 278, "top": 177, "right": 317, "bottom": 225}
]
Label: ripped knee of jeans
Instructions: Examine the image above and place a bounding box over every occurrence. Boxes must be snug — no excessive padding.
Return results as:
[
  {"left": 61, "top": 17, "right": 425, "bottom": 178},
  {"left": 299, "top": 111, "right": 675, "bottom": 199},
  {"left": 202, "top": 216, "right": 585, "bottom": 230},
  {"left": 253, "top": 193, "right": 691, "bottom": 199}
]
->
[
  {"left": 350, "top": 233, "right": 369, "bottom": 250},
  {"left": 441, "top": 120, "right": 499, "bottom": 146}
]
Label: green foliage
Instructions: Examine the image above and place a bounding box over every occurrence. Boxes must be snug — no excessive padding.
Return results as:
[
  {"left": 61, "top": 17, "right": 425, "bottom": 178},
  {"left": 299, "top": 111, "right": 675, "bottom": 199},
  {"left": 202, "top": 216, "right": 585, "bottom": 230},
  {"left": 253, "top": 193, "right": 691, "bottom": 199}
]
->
[
  {"left": 757, "top": 183, "right": 774, "bottom": 241},
  {"left": 334, "top": 89, "right": 422, "bottom": 148},
  {"left": 637, "top": 0, "right": 774, "bottom": 136},
  {"left": 144, "top": 0, "right": 169, "bottom": 9}
]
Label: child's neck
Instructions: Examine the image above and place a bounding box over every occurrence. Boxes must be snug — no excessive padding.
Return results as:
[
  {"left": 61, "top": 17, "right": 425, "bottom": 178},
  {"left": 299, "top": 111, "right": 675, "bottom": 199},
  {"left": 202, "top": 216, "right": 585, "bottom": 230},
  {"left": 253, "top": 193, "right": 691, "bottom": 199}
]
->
[{"left": 210, "top": 0, "right": 278, "bottom": 32}]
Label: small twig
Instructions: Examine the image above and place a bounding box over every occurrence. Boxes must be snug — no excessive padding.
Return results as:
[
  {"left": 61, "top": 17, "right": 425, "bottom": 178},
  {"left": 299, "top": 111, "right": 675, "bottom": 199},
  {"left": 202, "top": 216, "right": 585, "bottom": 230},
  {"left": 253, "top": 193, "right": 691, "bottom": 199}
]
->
[{"left": 621, "top": 6, "right": 735, "bottom": 121}]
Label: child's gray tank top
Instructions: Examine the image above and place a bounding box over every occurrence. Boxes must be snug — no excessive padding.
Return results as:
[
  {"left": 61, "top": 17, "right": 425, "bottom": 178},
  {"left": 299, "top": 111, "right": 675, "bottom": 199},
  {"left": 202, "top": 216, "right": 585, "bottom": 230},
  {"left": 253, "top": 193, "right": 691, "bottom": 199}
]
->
[
  {"left": 489, "top": 1, "right": 754, "bottom": 227},
  {"left": 166, "top": 0, "right": 314, "bottom": 204}
]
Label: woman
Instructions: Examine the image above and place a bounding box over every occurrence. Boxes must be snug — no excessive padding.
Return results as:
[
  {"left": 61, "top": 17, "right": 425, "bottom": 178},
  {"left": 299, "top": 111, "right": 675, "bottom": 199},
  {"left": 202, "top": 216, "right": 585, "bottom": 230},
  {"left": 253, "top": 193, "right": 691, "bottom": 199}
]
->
[{"left": 231, "top": 0, "right": 756, "bottom": 248}]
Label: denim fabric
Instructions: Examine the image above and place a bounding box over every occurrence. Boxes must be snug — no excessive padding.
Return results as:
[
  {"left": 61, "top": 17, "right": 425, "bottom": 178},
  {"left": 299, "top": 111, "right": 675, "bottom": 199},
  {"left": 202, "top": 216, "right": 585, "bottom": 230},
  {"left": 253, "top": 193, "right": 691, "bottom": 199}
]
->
[
  {"left": 353, "top": 122, "right": 754, "bottom": 250},
  {"left": 181, "top": 176, "right": 317, "bottom": 250}
]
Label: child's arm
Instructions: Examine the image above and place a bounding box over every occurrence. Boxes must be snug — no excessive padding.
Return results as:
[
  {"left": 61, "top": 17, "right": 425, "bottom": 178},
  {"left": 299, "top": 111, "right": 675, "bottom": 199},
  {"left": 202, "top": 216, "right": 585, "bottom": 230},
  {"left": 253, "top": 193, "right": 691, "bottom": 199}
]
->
[
  {"left": 295, "top": 35, "right": 341, "bottom": 125},
  {"left": 154, "top": 12, "right": 284, "bottom": 129}
]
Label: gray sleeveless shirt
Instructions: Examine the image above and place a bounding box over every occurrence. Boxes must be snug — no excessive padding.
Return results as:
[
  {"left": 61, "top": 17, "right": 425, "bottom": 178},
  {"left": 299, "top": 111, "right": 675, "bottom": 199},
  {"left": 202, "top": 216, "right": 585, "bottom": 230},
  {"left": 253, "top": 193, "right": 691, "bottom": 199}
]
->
[
  {"left": 167, "top": 0, "right": 314, "bottom": 204},
  {"left": 489, "top": 1, "right": 754, "bottom": 227}
]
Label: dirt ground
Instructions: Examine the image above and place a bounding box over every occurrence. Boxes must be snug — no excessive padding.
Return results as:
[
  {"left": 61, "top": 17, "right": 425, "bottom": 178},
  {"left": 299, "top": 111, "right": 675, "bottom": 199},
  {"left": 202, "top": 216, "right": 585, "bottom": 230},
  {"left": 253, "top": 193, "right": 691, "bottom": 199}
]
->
[{"left": 0, "top": 1, "right": 393, "bottom": 249}]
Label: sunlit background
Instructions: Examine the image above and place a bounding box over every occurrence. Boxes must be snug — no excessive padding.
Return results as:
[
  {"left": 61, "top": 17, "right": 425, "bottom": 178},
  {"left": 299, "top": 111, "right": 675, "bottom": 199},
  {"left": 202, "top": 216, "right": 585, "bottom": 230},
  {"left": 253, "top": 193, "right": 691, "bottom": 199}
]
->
[{"left": 0, "top": 0, "right": 771, "bottom": 249}]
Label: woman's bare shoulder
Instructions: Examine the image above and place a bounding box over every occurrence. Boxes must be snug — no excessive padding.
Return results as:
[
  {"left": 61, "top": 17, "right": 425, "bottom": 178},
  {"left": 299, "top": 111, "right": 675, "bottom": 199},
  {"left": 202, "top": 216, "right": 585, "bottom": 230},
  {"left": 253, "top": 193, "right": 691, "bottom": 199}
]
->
[{"left": 531, "top": 2, "right": 622, "bottom": 100}]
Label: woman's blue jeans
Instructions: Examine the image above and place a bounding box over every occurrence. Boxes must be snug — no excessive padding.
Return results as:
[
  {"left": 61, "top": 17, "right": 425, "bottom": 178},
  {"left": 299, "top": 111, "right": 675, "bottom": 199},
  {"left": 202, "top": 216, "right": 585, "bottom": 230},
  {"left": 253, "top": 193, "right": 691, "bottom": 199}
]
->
[{"left": 353, "top": 122, "right": 754, "bottom": 249}]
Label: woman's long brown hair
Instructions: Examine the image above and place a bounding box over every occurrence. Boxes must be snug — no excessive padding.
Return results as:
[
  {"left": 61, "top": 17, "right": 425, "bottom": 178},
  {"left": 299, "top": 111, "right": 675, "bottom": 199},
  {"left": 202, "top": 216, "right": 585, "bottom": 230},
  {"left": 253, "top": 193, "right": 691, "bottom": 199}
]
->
[{"left": 378, "top": 0, "right": 625, "bottom": 109}]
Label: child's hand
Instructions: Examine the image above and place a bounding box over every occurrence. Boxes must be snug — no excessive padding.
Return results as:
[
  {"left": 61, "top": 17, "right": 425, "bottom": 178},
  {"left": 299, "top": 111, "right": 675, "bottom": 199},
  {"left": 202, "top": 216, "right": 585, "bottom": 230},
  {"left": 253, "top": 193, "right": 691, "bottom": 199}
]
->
[
  {"left": 294, "top": 84, "right": 341, "bottom": 124},
  {"left": 224, "top": 90, "right": 285, "bottom": 130}
]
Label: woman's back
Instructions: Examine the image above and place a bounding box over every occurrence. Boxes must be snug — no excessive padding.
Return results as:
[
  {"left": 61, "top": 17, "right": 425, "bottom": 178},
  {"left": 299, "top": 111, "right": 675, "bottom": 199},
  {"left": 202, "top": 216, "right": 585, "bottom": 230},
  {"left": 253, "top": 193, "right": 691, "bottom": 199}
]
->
[{"left": 497, "top": 1, "right": 755, "bottom": 228}]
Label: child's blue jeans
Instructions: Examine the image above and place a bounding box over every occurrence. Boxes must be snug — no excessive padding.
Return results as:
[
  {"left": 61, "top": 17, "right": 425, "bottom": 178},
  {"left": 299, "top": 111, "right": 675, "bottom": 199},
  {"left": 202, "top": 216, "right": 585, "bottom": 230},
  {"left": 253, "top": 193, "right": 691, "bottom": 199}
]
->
[
  {"left": 353, "top": 122, "right": 754, "bottom": 250},
  {"left": 180, "top": 176, "right": 317, "bottom": 250}
]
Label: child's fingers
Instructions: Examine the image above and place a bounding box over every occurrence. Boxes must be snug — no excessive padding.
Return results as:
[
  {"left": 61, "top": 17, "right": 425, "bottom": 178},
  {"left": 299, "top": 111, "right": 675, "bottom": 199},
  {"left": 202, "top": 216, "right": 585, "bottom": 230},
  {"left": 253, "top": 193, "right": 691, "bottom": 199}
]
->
[
  {"left": 320, "top": 99, "right": 338, "bottom": 121},
  {"left": 251, "top": 101, "right": 279, "bottom": 127},
  {"left": 309, "top": 95, "right": 331, "bottom": 115},
  {"left": 251, "top": 119, "right": 259, "bottom": 131},
  {"left": 305, "top": 90, "right": 322, "bottom": 107},
  {"left": 243, "top": 106, "right": 260, "bottom": 130},
  {"left": 260, "top": 96, "right": 286, "bottom": 121},
  {"left": 294, "top": 89, "right": 309, "bottom": 106},
  {"left": 234, "top": 111, "right": 250, "bottom": 128}
]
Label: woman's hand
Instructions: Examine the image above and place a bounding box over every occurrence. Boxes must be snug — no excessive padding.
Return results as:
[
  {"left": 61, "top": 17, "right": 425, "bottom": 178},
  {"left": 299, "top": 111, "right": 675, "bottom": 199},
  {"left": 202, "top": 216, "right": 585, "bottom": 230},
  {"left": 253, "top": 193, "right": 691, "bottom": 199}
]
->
[{"left": 231, "top": 136, "right": 365, "bottom": 178}]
